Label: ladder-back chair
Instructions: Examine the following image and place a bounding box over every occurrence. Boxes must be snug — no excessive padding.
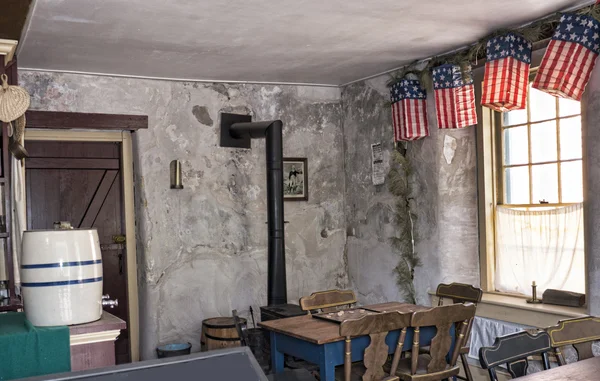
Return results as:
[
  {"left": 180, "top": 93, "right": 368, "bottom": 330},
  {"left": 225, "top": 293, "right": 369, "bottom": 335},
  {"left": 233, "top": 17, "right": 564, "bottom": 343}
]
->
[
  {"left": 339, "top": 311, "right": 412, "bottom": 381},
  {"left": 435, "top": 283, "right": 483, "bottom": 381},
  {"left": 545, "top": 316, "right": 600, "bottom": 366},
  {"left": 479, "top": 330, "right": 551, "bottom": 380},
  {"left": 394, "top": 303, "right": 476, "bottom": 381}
]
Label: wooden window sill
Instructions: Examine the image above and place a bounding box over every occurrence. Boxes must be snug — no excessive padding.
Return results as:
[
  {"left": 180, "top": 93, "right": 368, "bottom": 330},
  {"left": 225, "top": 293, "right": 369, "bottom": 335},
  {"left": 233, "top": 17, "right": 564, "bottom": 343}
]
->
[{"left": 429, "top": 291, "right": 587, "bottom": 328}]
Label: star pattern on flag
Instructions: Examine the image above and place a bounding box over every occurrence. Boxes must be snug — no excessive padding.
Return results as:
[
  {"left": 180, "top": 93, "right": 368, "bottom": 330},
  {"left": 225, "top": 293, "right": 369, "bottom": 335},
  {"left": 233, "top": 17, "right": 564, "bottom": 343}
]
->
[
  {"left": 553, "top": 13, "right": 600, "bottom": 54},
  {"left": 390, "top": 79, "right": 427, "bottom": 102},
  {"left": 432, "top": 64, "right": 473, "bottom": 90},
  {"left": 487, "top": 33, "right": 532, "bottom": 64}
]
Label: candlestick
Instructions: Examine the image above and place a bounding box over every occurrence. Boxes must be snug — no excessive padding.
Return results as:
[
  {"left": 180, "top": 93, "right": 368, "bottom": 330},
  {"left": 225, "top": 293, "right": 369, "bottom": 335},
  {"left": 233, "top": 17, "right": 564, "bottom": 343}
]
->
[{"left": 527, "top": 280, "right": 543, "bottom": 304}]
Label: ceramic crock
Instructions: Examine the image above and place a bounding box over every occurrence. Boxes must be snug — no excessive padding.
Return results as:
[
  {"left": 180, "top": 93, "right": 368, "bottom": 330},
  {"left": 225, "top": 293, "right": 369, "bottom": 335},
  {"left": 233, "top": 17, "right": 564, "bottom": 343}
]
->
[{"left": 21, "top": 229, "right": 103, "bottom": 326}]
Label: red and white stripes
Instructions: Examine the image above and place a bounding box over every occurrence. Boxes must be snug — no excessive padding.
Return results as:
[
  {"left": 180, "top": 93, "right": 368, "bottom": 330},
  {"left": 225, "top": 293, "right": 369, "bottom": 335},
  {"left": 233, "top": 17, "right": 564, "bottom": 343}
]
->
[
  {"left": 434, "top": 85, "right": 477, "bottom": 129},
  {"left": 533, "top": 40, "right": 598, "bottom": 101},
  {"left": 482, "top": 57, "right": 530, "bottom": 112},
  {"left": 392, "top": 98, "right": 429, "bottom": 141}
]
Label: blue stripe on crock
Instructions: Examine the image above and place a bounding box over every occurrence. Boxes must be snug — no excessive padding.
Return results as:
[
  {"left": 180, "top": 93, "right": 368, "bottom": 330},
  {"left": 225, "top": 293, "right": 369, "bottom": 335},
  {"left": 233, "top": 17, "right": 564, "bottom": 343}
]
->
[
  {"left": 21, "top": 259, "right": 102, "bottom": 269},
  {"left": 21, "top": 277, "right": 103, "bottom": 287}
]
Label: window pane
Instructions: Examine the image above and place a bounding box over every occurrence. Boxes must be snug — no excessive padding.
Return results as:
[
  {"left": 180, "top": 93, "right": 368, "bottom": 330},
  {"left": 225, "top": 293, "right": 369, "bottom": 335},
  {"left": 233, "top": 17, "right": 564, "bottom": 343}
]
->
[
  {"left": 504, "top": 126, "right": 529, "bottom": 165},
  {"left": 561, "top": 161, "right": 583, "bottom": 203},
  {"left": 530, "top": 86, "right": 557, "bottom": 122},
  {"left": 560, "top": 116, "right": 582, "bottom": 160},
  {"left": 532, "top": 163, "right": 559, "bottom": 204},
  {"left": 530, "top": 121, "right": 557, "bottom": 163},
  {"left": 505, "top": 166, "right": 530, "bottom": 204},
  {"left": 503, "top": 108, "right": 527, "bottom": 126},
  {"left": 559, "top": 97, "right": 581, "bottom": 117}
]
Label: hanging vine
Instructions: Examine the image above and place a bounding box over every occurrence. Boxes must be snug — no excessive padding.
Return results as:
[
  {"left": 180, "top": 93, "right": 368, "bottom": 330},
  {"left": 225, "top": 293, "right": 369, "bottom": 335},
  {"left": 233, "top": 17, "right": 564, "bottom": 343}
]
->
[{"left": 387, "top": 148, "right": 421, "bottom": 304}]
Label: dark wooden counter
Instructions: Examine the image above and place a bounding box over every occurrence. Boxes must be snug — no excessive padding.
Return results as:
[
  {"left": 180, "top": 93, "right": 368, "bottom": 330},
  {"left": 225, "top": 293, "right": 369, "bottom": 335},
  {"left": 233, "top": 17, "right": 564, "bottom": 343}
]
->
[{"left": 69, "top": 312, "right": 127, "bottom": 371}]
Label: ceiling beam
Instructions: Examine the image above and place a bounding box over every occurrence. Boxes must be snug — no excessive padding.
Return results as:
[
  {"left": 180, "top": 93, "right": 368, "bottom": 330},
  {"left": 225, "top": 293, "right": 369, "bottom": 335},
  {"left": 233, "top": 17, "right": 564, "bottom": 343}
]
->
[
  {"left": 0, "top": 0, "right": 32, "bottom": 41},
  {"left": 25, "top": 110, "right": 149, "bottom": 131}
]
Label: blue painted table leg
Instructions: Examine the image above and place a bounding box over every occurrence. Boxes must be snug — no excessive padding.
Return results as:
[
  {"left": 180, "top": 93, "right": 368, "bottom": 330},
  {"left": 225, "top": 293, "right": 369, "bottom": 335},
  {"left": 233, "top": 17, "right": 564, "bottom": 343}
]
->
[
  {"left": 270, "top": 332, "right": 285, "bottom": 373},
  {"left": 319, "top": 344, "right": 337, "bottom": 381}
]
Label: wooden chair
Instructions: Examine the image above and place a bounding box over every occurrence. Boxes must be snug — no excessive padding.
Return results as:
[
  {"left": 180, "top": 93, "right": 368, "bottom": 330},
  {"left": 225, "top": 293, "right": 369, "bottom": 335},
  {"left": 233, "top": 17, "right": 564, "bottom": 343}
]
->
[
  {"left": 393, "top": 303, "right": 476, "bottom": 381},
  {"left": 478, "top": 330, "right": 551, "bottom": 380},
  {"left": 299, "top": 289, "right": 357, "bottom": 314},
  {"left": 545, "top": 316, "right": 600, "bottom": 366},
  {"left": 338, "top": 311, "right": 412, "bottom": 381},
  {"left": 435, "top": 283, "right": 483, "bottom": 381},
  {"left": 435, "top": 283, "right": 483, "bottom": 306}
]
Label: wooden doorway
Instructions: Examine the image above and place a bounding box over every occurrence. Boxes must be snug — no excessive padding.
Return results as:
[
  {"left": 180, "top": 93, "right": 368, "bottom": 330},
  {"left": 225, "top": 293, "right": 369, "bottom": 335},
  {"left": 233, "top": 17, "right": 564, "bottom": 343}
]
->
[
  {"left": 24, "top": 128, "right": 140, "bottom": 362},
  {"left": 26, "top": 141, "right": 130, "bottom": 363}
]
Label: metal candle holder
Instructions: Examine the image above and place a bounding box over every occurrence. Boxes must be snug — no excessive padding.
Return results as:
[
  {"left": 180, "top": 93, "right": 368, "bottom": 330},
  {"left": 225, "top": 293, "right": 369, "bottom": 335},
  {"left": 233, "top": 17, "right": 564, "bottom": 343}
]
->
[
  {"left": 170, "top": 160, "right": 183, "bottom": 189},
  {"left": 526, "top": 281, "right": 543, "bottom": 304}
]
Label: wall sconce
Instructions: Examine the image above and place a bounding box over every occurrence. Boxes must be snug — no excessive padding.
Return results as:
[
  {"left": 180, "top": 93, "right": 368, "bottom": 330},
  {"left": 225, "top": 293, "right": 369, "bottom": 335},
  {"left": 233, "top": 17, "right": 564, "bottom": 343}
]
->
[{"left": 170, "top": 160, "right": 183, "bottom": 189}]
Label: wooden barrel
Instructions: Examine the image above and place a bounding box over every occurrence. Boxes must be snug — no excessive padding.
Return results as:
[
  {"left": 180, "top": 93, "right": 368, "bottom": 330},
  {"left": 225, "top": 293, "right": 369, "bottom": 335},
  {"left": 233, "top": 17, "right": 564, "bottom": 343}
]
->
[{"left": 201, "top": 317, "right": 247, "bottom": 351}]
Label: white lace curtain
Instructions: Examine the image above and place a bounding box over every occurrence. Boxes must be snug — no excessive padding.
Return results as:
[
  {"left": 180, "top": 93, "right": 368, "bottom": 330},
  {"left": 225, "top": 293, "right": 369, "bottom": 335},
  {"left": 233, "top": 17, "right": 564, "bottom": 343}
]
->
[{"left": 495, "top": 203, "right": 585, "bottom": 296}]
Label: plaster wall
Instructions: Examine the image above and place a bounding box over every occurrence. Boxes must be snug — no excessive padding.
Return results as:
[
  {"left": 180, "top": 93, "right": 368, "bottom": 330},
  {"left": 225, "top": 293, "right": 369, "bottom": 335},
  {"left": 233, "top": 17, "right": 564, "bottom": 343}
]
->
[
  {"left": 341, "top": 74, "right": 480, "bottom": 306},
  {"left": 584, "top": 66, "right": 600, "bottom": 315},
  {"left": 19, "top": 71, "right": 348, "bottom": 359}
]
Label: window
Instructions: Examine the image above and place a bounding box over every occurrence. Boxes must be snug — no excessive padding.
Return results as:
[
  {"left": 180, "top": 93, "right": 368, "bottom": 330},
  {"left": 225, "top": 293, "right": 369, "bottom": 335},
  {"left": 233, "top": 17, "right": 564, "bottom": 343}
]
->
[
  {"left": 500, "top": 77, "right": 583, "bottom": 207},
  {"left": 478, "top": 66, "right": 586, "bottom": 297}
]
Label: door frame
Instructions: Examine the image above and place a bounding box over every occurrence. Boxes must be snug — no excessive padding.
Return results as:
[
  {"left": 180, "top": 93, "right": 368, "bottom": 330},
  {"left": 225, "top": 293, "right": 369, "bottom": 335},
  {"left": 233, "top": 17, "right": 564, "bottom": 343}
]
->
[{"left": 24, "top": 129, "right": 140, "bottom": 362}]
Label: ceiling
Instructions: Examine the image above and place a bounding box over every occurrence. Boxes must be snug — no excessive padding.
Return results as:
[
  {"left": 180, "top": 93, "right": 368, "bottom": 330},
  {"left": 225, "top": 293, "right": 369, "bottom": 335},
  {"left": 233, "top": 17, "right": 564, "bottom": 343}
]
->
[{"left": 17, "top": 0, "right": 591, "bottom": 86}]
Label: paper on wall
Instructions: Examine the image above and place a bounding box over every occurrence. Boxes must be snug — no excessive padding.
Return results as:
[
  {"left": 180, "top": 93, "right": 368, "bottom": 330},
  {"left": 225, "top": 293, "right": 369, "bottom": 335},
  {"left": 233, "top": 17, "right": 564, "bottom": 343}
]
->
[{"left": 371, "top": 143, "right": 385, "bottom": 185}]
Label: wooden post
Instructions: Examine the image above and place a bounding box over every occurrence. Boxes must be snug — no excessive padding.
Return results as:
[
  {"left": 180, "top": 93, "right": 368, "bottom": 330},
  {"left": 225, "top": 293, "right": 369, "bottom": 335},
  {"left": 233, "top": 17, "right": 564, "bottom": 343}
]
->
[
  {"left": 411, "top": 328, "right": 420, "bottom": 374},
  {"left": 344, "top": 337, "right": 351, "bottom": 381}
]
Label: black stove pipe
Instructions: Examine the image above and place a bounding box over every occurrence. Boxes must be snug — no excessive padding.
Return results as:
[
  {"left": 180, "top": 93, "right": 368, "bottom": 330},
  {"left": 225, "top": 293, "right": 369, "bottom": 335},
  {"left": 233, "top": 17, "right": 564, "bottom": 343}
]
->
[{"left": 229, "top": 119, "right": 287, "bottom": 306}]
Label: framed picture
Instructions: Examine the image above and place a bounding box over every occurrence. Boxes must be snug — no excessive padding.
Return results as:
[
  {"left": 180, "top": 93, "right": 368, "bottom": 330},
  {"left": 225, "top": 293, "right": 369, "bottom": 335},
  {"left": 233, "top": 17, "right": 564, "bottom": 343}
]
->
[{"left": 283, "top": 158, "right": 308, "bottom": 201}]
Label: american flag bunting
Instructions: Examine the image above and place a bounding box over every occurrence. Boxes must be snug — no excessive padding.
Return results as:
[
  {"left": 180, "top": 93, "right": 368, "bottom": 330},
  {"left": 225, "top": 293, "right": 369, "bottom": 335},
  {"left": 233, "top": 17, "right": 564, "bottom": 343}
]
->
[
  {"left": 532, "top": 13, "right": 600, "bottom": 101},
  {"left": 390, "top": 79, "right": 429, "bottom": 142},
  {"left": 433, "top": 64, "right": 477, "bottom": 129},
  {"left": 481, "top": 32, "right": 532, "bottom": 112}
]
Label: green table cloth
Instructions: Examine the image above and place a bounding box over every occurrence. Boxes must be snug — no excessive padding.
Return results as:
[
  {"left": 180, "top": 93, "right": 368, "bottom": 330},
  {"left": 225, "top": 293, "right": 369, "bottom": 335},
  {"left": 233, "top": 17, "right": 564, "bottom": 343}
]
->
[{"left": 0, "top": 312, "right": 71, "bottom": 380}]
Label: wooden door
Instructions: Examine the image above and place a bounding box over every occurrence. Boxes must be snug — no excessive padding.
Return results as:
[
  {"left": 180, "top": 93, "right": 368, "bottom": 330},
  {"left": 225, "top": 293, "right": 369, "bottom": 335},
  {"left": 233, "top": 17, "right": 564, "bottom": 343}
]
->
[{"left": 25, "top": 141, "right": 130, "bottom": 364}]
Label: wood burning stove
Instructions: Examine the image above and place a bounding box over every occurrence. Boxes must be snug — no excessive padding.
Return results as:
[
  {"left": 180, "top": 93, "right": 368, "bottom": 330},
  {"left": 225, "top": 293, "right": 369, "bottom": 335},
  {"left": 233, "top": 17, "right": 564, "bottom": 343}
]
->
[
  {"left": 259, "top": 304, "right": 306, "bottom": 322},
  {"left": 220, "top": 113, "right": 307, "bottom": 322}
]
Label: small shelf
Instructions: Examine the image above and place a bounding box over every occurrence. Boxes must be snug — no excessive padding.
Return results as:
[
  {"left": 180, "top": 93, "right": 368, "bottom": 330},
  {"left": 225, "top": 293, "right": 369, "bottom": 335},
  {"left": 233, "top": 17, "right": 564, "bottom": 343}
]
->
[
  {"left": 0, "top": 232, "right": 9, "bottom": 238},
  {"left": 0, "top": 303, "right": 22, "bottom": 312}
]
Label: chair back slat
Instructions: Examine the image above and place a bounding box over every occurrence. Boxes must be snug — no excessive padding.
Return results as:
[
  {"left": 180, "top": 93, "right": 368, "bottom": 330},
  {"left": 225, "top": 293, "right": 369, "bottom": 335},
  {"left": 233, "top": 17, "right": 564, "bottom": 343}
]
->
[
  {"left": 339, "top": 311, "right": 411, "bottom": 381},
  {"left": 479, "top": 330, "right": 551, "bottom": 380},
  {"left": 231, "top": 309, "right": 248, "bottom": 347},
  {"left": 546, "top": 316, "right": 600, "bottom": 365},
  {"left": 436, "top": 283, "right": 483, "bottom": 305},
  {"left": 410, "top": 303, "right": 476, "bottom": 374},
  {"left": 299, "top": 289, "right": 357, "bottom": 313},
  {"left": 388, "top": 327, "right": 407, "bottom": 376}
]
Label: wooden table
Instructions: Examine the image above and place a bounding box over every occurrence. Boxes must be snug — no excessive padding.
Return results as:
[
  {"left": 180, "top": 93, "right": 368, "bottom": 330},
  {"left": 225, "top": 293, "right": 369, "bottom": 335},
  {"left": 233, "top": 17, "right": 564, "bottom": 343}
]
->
[
  {"left": 517, "top": 356, "right": 600, "bottom": 380},
  {"left": 259, "top": 302, "right": 438, "bottom": 381}
]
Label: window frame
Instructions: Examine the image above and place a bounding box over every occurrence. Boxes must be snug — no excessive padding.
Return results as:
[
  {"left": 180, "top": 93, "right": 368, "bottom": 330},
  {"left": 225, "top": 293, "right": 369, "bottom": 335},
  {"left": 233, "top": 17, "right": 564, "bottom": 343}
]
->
[
  {"left": 496, "top": 70, "right": 583, "bottom": 208},
  {"left": 476, "top": 47, "right": 589, "bottom": 297}
]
